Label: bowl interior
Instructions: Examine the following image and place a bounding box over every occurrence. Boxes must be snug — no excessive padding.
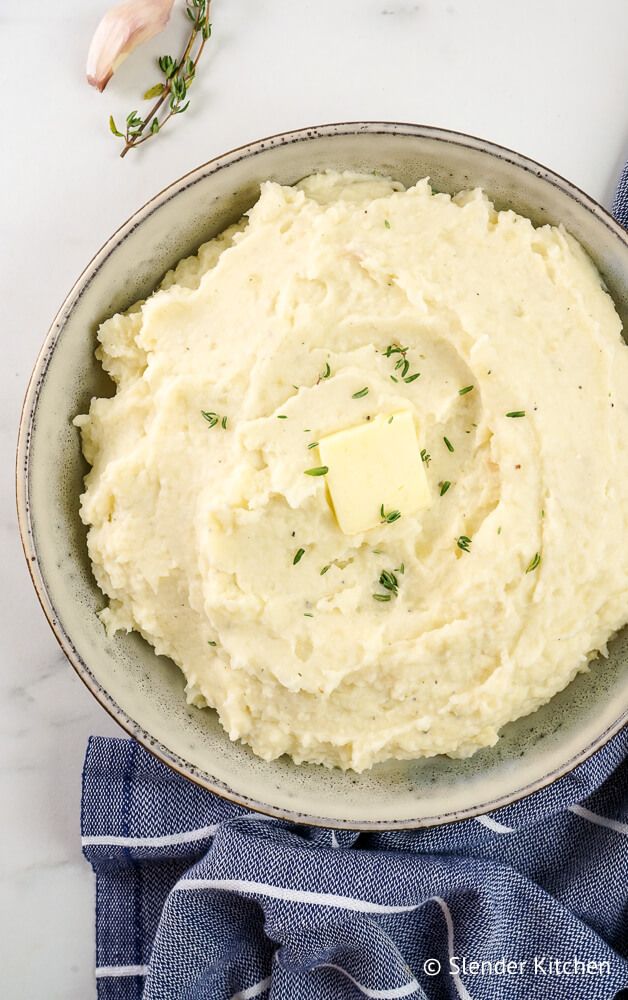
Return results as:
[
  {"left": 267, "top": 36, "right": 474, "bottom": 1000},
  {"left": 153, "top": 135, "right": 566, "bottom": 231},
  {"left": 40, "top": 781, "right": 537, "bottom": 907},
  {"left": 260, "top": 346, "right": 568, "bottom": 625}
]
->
[{"left": 19, "top": 124, "right": 628, "bottom": 827}]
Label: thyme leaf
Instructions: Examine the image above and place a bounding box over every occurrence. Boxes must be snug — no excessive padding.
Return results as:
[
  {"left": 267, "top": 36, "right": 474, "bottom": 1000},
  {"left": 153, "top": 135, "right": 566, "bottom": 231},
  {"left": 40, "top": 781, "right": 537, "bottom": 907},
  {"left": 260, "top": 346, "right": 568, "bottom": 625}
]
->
[
  {"left": 201, "top": 409, "right": 228, "bottom": 429},
  {"left": 380, "top": 505, "right": 401, "bottom": 524},
  {"left": 526, "top": 552, "right": 541, "bottom": 573}
]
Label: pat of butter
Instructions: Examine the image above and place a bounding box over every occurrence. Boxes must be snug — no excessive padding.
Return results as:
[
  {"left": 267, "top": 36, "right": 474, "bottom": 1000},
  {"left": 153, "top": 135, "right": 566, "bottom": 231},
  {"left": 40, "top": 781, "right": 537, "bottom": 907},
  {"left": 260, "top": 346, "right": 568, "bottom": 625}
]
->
[{"left": 318, "top": 411, "right": 430, "bottom": 534}]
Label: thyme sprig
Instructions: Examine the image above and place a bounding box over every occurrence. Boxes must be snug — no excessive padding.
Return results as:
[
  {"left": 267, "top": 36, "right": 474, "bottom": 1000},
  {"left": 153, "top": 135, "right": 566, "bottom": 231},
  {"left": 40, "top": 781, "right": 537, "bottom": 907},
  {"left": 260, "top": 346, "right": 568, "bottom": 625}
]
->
[
  {"left": 373, "top": 567, "right": 401, "bottom": 602},
  {"left": 379, "top": 570, "right": 399, "bottom": 594},
  {"left": 110, "top": 0, "right": 212, "bottom": 158},
  {"left": 383, "top": 343, "right": 421, "bottom": 384},
  {"left": 380, "top": 505, "right": 401, "bottom": 524}
]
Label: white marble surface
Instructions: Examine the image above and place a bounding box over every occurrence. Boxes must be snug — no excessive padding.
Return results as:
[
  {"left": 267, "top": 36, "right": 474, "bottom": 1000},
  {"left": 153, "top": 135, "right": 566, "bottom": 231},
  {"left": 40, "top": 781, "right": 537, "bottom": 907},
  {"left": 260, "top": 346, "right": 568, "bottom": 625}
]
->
[{"left": 1, "top": 1, "right": 627, "bottom": 996}]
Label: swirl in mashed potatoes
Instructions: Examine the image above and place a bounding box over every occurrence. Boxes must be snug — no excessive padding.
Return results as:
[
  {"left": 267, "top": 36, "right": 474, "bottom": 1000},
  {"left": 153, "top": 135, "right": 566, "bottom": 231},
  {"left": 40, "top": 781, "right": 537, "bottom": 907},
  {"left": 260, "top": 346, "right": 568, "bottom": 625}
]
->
[{"left": 75, "top": 171, "right": 628, "bottom": 770}]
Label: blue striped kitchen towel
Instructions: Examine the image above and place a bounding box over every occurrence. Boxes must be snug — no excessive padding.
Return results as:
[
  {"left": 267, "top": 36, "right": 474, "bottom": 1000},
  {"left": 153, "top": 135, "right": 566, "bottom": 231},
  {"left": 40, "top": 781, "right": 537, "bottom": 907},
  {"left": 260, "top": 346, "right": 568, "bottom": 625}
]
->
[
  {"left": 613, "top": 161, "right": 628, "bottom": 227},
  {"left": 82, "top": 732, "right": 628, "bottom": 1000},
  {"left": 82, "top": 169, "right": 628, "bottom": 1000}
]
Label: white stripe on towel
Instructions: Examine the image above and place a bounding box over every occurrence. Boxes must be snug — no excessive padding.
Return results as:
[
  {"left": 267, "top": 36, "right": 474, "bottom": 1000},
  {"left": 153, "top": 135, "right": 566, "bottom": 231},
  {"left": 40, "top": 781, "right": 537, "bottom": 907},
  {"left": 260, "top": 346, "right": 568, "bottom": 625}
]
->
[
  {"left": 314, "top": 963, "right": 420, "bottom": 998},
  {"left": 475, "top": 815, "right": 515, "bottom": 834},
  {"left": 174, "top": 878, "right": 421, "bottom": 914},
  {"left": 95, "top": 965, "right": 149, "bottom": 978},
  {"left": 569, "top": 804, "right": 628, "bottom": 835},
  {"left": 95, "top": 965, "right": 272, "bottom": 997},
  {"left": 82, "top": 810, "right": 278, "bottom": 849},
  {"left": 230, "top": 975, "right": 272, "bottom": 999},
  {"left": 430, "top": 897, "right": 473, "bottom": 1000},
  {"left": 82, "top": 824, "right": 220, "bottom": 848}
]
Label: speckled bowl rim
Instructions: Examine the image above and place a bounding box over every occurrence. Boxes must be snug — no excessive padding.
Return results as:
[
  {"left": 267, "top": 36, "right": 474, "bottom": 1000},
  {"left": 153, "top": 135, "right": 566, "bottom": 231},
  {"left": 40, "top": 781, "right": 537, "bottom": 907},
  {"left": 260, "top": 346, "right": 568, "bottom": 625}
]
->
[{"left": 16, "top": 122, "right": 628, "bottom": 829}]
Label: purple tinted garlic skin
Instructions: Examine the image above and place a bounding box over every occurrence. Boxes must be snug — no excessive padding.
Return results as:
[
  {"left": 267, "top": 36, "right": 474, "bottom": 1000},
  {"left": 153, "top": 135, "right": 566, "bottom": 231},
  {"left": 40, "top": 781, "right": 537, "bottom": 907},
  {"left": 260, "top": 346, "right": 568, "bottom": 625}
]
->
[{"left": 87, "top": 0, "right": 175, "bottom": 92}]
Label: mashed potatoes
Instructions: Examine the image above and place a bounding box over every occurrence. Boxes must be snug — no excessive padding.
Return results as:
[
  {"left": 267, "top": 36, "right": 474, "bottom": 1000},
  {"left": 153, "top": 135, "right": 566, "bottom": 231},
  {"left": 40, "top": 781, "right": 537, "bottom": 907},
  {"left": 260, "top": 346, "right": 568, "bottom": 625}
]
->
[{"left": 75, "top": 171, "right": 628, "bottom": 770}]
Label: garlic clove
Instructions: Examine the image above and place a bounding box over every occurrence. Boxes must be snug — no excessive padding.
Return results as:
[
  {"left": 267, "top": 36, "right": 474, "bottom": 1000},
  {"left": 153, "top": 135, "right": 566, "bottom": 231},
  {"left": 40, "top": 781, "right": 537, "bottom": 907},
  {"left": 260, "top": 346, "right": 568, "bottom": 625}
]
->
[{"left": 87, "top": 0, "right": 175, "bottom": 92}]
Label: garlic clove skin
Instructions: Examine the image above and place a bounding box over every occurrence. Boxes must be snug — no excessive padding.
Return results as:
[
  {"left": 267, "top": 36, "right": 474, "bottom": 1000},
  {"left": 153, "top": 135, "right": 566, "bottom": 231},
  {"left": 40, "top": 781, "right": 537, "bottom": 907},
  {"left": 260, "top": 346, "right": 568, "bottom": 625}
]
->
[{"left": 87, "top": 0, "right": 175, "bottom": 92}]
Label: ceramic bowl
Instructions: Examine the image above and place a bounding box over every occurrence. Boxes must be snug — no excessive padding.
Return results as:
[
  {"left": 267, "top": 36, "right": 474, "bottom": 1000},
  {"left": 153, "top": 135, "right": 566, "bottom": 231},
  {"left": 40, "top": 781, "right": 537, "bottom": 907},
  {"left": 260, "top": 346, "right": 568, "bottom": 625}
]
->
[{"left": 17, "top": 123, "right": 628, "bottom": 828}]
